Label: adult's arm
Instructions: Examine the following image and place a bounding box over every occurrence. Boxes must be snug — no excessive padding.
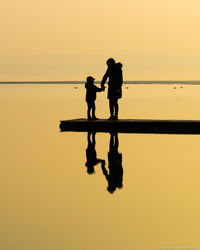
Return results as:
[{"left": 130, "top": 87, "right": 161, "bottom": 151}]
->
[
  {"left": 101, "top": 164, "right": 109, "bottom": 178},
  {"left": 101, "top": 69, "right": 109, "bottom": 88}
]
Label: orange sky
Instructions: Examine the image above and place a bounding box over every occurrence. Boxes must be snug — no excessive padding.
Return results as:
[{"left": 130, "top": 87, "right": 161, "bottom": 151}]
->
[{"left": 1, "top": 0, "right": 200, "bottom": 80}]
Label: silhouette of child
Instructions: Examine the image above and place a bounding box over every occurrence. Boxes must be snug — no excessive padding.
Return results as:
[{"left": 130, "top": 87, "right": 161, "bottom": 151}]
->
[{"left": 85, "top": 76, "right": 104, "bottom": 120}]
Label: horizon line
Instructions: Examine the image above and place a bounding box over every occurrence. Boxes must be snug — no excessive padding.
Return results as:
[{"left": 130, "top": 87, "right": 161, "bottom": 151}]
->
[{"left": 1, "top": 80, "right": 200, "bottom": 84}]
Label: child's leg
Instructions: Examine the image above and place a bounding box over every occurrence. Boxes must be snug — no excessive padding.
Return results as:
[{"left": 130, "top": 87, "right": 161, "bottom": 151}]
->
[
  {"left": 91, "top": 102, "right": 96, "bottom": 118},
  {"left": 109, "top": 99, "right": 114, "bottom": 117},
  {"left": 87, "top": 102, "right": 92, "bottom": 119},
  {"left": 114, "top": 133, "right": 119, "bottom": 150},
  {"left": 114, "top": 99, "right": 119, "bottom": 119}
]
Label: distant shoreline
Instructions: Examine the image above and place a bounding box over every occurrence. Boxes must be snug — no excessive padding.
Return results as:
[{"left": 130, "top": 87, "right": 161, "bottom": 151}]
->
[
  {"left": 1, "top": 81, "right": 200, "bottom": 84},
  {"left": 0, "top": 80, "right": 200, "bottom": 85}
]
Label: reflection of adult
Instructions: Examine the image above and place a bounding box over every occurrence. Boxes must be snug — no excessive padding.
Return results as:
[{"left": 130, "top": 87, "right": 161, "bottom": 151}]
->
[
  {"left": 101, "top": 58, "right": 123, "bottom": 120},
  {"left": 101, "top": 133, "right": 123, "bottom": 193},
  {"left": 85, "top": 132, "right": 105, "bottom": 174}
]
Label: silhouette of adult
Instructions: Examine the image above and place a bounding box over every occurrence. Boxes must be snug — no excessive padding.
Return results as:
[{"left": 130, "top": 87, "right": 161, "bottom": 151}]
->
[
  {"left": 101, "top": 58, "right": 123, "bottom": 120},
  {"left": 101, "top": 133, "right": 123, "bottom": 193},
  {"left": 85, "top": 132, "right": 105, "bottom": 174}
]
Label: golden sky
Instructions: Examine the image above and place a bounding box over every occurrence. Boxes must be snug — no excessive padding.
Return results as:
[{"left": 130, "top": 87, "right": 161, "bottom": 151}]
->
[{"left": 1, "top": 0, "right": 200, "bottom": 80}]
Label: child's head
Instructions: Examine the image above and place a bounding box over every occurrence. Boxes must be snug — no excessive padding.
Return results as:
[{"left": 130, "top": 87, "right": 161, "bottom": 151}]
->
[
  {"left": 86, "top": 76, "right": 95, "bottom": 83},
  {"left": 85, "top": 163, "right": 95, "bottom": 174}
]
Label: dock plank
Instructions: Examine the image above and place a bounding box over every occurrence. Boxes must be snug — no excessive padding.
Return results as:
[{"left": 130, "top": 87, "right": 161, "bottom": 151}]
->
[{"left": 59, "top": 118, "right": 200, "bottom": 134}]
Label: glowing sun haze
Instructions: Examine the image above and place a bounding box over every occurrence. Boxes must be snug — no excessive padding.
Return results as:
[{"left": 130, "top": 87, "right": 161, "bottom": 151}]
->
[{"left": 1, "top": 0, "right": 200, "bottom": 81}]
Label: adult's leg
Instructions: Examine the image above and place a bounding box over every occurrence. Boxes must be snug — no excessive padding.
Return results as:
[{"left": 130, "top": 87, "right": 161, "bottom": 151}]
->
[
  {"left": 92, "top": 131, "right": 96, "bottom": 147},
  {"left": 109, "top": 133, "right": 114, "bottom": 152}
]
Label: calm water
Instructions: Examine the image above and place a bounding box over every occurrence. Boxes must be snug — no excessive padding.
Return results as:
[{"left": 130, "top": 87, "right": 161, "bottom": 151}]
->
[{"left": 1, "top": 84, "right": 200, "bottom": 250}]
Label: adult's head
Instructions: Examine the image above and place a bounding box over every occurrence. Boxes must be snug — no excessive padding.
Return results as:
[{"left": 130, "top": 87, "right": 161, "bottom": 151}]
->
[
  {"left": 107, "top": 184, "right": 116, "bottom": 193},
  {"left": 106, "top": 58, "right": 115, "bottom": 68}
]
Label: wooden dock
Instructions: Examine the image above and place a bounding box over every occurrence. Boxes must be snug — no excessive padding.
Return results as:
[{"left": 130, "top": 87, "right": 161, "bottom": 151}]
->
[{"left": 59, "top": 118, "right": 200, "bottom": 134}]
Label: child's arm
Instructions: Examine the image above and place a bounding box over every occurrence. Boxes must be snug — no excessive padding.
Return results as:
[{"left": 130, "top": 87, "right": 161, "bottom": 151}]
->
[{"left": 95, "top": 85, "right": 105, "bottom": 92}]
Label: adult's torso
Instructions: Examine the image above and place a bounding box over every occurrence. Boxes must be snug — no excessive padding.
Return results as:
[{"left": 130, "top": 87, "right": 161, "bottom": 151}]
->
[{"left": 107, "top": 66, "right": 122, "bottom": 89}]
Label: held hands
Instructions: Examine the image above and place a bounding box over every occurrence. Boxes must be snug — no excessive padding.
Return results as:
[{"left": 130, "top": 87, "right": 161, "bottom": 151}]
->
[{"left": 101, "top": 86, "right": 105, "bottom": 91}]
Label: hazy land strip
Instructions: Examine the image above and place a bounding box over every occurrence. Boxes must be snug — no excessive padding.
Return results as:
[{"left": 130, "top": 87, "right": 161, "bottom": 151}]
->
[{"left": 1, "top": 81, "right": 200, "bottom": 85}]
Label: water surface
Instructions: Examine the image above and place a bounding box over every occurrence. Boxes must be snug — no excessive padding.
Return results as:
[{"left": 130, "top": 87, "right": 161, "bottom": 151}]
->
[{"left": 0, "top": 84, "right": 200, "bottom": 250}]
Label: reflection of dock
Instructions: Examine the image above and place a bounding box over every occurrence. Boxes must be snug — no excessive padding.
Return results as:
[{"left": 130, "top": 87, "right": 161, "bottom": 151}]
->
[{"left": 60, "top": 118, "right": 200, "bottom": 134}]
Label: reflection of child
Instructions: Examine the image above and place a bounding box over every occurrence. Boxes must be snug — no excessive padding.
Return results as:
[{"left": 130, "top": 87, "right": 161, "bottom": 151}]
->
[
  {"left": 85, "top": 76, "right": 104, "bottom": 120},
  {"left": 85, "top": 132, "right": 105, "bottom": 174}
]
